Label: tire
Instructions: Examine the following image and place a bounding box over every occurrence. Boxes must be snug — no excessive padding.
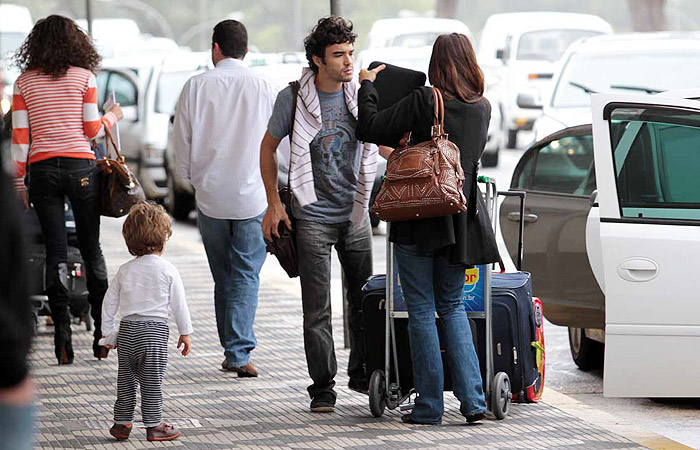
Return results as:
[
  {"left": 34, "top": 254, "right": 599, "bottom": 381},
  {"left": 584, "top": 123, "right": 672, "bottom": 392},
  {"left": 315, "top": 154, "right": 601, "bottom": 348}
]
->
[
  {"left": 369, "top": 369, "right": 387, "bottom": 418},
  {"left": 481, "top": 150, "right": 499, "bottom": 168},
  {"left": 506, "top": 129, "right": 518, "bottom": 149},
  {"left": 568, "top": 327, "right": 604, "bottom": 371},
  {"left": 167, "top": 174, "right": 194, "bottom": 221},
  {"left": 491, "top": 372, "right": 511, "bottom": 420}
]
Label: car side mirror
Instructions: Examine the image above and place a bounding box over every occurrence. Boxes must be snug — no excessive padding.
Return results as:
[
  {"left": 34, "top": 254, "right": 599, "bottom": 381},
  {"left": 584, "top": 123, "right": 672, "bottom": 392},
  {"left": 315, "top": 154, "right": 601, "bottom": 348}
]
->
[
  {"left": 169, "top": 114, "right": 175, "bottom": 125},
  {"left": 496, "top": 48, "right": 506, "bottom": 61},
  {"left": 589, "top": 190, "right": 599, "bottom": 207},
  {"left": 517, "top": 92, "right": 543, "bottom": 110}
]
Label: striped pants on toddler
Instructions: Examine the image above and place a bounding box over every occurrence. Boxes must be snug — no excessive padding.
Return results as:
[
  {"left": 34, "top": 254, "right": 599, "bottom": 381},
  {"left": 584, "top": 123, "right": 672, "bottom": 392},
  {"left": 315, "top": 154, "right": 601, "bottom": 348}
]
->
[{"left": 113, "top": 319, "right": 169, "bottom": 428}]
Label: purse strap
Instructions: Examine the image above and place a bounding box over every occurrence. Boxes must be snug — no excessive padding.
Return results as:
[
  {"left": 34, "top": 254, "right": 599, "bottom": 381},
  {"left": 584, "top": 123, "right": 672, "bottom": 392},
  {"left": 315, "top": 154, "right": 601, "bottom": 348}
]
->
[
  {"left": 431, "top": 87, "right": 445, "bottom": 138},
  {"left": 103, "top": 126, "right": 125, "bottom": 163}
]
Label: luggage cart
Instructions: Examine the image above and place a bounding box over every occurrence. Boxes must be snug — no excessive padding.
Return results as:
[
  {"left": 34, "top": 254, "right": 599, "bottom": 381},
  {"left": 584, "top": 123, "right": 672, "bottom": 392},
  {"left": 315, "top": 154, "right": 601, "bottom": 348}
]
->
[{"left": 367, "top": 176, "right": 511, "bottom": 420}]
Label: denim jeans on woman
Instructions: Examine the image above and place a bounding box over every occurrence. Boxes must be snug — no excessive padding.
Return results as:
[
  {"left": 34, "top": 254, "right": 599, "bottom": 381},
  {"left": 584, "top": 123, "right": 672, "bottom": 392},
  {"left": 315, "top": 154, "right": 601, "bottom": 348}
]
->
[
  {"left": 295, "top": 216, "right": 372, "bottom": 401},
  {"left": 395, "top": 243, "right": 487, "bottom": 423},
  {"left": 29, "top": 157, "right": 108, "bottom": 362},
  {"left": 197, "top": 209, "right": 267, "bottom": 368}
]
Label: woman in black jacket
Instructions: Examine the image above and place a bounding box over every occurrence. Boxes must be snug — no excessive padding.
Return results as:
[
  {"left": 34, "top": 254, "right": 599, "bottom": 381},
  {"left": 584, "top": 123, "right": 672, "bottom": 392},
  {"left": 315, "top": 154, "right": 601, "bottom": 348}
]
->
[{"left": 357, "top": 33, "right": 500, "bottom": 425}]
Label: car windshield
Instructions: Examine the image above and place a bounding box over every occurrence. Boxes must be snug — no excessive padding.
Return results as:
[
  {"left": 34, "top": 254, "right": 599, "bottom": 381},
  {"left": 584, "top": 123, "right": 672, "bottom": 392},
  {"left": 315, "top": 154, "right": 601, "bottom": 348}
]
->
[
  {"left": 155, "top": 70, "right": 195, "bottom": 114},
  {"left": 552, "top": 51, "right": 700, "bottom": 108},
  {"left": 391, "top": 32, "right": 442, "bottom": 48},
  {"left": 517, "top": 29, "right": 601, "bottom": 62}
]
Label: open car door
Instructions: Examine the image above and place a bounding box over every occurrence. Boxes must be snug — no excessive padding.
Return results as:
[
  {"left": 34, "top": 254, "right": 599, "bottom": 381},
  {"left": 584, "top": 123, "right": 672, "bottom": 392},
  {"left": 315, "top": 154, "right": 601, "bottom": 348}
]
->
[{"left": 591, "top": 93, "right": 700, "bottom": 397}]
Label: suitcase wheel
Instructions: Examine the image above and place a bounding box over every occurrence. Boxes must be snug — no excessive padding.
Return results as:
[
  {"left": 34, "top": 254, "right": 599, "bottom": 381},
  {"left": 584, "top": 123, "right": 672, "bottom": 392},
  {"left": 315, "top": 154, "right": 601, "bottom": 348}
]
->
[
  {"left": 369, "top": 369, "right": 387, "bottom": 418},
  {"left": 491, "top": 372, "right": 511, "bottom": 420}
]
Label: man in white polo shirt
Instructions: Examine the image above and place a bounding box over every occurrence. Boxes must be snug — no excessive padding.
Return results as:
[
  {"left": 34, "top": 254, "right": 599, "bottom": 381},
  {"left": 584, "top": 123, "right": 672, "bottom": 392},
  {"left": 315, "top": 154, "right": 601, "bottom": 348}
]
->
[{"left": 172, "top": 20, "right": 278, "bottom": 377}]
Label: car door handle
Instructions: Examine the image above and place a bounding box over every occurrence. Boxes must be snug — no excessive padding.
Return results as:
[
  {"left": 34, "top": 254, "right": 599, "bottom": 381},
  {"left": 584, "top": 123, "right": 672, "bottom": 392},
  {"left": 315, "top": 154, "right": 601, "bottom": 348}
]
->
[
  {"left": 508, "top": 212, "right": 538, "bottom": 223},
  {"left": 617, "top": 258, "right": 659, "bottom": 282}
]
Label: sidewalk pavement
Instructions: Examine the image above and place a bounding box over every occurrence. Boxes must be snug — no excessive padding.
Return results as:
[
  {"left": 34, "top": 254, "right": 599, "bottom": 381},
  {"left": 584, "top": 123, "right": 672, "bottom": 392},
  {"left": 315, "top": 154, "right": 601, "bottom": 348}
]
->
[{"left": 28, "top": 218, "right": 672, "bottom": 449}]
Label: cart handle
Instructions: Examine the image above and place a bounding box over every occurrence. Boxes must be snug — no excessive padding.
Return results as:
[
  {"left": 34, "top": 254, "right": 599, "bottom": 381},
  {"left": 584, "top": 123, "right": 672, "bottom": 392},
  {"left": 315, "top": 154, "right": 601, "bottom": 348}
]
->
[{"left": 497, "top": 190, "right": 527, "bottom": 271}]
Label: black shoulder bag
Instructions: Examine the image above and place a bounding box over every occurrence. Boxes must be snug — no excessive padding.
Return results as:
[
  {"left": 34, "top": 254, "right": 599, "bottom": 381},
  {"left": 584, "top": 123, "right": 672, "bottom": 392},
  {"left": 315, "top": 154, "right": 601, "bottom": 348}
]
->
[{"left": 266, "top": 81, "right": 300, "bottom": 278}]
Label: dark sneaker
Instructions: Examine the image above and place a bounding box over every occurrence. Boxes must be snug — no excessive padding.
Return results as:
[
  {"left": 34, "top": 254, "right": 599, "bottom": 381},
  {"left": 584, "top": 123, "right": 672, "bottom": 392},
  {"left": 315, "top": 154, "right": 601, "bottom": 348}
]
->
[
  {"left": 348, "top": 378, "right": 369, "bottom": 395},
  {"left": 146, "top": 423, "right": 181, "bottom": 442},
  {"left": 222, "top": 360, "right": 259, "bottom": 377},
  {"left": 401, "top": 413, "right": 441, "bottom": 425},
  {"left": 310, "top": 393, "right": 336, "bottom": 413},
  {"left": 466, "top": 412, "right": 486, "bottom": 423},
  {"left": 109, "top": 423, "right": 132, "bottom": 440}
]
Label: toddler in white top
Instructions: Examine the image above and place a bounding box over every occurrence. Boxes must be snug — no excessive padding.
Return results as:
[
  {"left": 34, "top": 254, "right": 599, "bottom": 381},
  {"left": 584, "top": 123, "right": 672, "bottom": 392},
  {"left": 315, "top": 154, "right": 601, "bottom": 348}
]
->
[{"left": 101, "top": 202, "right": 192, "bottom": 442}]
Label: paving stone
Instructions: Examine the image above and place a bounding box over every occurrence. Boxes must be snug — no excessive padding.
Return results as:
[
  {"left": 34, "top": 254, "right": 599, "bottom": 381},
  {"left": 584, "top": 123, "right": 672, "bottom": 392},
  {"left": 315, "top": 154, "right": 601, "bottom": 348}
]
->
[{"left": 29, "top": 218, "right": 648, "bottom": 449}]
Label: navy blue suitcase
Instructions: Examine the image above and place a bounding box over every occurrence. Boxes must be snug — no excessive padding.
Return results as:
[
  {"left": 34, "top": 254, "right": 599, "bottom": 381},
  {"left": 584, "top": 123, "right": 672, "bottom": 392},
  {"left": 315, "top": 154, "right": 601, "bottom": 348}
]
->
[{"left": 490, "top": 272, "right": 543, "bottom": 402}]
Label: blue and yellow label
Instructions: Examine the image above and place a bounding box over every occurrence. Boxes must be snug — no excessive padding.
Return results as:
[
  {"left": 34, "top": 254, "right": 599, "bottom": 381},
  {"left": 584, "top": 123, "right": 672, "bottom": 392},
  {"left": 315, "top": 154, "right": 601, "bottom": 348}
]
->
[{"left": 463, "top": 265, "right": 485, "bottom": 312}]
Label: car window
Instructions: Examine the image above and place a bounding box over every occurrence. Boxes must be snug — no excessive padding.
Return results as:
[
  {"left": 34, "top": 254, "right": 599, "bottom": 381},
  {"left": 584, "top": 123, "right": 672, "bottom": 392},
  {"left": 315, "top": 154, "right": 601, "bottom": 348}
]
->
[
  {"left": 610, "top": 107, "right": 700, "bottom": 220},
  {"left": 155, "top": 70, "right": 197, "bottom": 115},
  {"left": 95, "top": 71, "right": 109, "bottom": 107},
  {"left": 516, "top": 29, "right": 601, "bottom": 62},
  {"left": 515, "top": 134, "right": 594, "bottom": 195},
  {"left": 106, "top": 72, "right": 137, "bottom": 107}
]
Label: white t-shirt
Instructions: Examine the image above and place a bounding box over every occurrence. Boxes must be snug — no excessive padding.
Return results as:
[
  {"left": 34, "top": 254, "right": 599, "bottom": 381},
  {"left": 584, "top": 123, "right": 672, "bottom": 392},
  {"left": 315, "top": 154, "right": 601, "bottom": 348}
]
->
[{"left": 101, "top": 254, "right": 193, "bottom": 347}]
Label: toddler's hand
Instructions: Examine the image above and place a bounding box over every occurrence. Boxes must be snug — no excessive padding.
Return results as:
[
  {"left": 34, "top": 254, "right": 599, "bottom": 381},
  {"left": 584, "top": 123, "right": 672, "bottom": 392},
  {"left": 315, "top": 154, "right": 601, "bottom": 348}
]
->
[{"left": 177, "top": 335, "right": 191, "bottom": 356}]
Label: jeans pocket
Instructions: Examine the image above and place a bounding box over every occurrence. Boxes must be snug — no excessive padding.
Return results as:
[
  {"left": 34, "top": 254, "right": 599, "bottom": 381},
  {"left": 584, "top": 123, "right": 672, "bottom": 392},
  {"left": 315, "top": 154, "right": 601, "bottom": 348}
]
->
[
  {"left": 28, "top": 169, "right": 60, "bottom": 202},
  {"left": 68, "top": 166, "right": 99, "bottom": 201}
]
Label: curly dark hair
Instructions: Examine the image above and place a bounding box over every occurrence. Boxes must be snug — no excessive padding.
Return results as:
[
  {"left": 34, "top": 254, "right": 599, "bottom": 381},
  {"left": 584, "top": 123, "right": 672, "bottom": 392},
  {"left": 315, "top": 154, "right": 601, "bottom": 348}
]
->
[
  {"left": 13, "top": 15, "right": 101, "bottom": 78},
  {"left": 304, "top": 16, "right": 356, "bottom": 74},
  {"left": 122, "top": 202, "right": 172, "bottom": 257}
]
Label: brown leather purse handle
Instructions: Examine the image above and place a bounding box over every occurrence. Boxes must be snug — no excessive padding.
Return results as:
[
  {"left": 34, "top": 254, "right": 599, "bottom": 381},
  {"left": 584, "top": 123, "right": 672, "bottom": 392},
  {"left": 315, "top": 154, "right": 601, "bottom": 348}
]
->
[
  {"left": 431, "top": 87, "right": 445, "bottom": 137},
  {"left": 102, "top": 126, "right": 125, "bottom": 163}
]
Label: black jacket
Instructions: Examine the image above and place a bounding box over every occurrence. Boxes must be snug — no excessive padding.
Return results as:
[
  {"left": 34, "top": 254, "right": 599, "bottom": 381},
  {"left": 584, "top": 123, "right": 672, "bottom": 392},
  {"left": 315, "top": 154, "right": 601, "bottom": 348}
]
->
[
  {"left": 357, "top": 82, "right": 500, "bottom": 266},
  {"left": 0, "top": 114, "right": 32, "bottom": 388}
]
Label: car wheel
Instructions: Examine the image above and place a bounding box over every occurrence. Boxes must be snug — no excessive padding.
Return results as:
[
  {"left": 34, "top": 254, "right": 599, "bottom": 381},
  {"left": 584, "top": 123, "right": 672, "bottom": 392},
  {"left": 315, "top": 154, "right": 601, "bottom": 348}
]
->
[
  {"left": 506, "top": 129, "right": 518, "bottom": 149},
  {"left": 481, "top": 150, "right": 499, "bottom": 167},
  {"left": 568, "top": 327, "right": 604, "bottom": 371},
  {"left": 167, "top": 174, "right": 194, "bottom": 221}
]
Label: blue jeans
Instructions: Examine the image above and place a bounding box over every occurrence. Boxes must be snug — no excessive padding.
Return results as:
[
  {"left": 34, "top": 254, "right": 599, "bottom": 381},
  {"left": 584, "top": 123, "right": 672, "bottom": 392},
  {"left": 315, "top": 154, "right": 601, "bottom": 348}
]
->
[
  {"left": 198, "top": 209, "right": 266, "bottom": 367},
  {"left": 395, "top": 244, "right": 486, "bottom": 423},
  {"left": 0, "top": 403, "right": 33, "bottom": 450}
]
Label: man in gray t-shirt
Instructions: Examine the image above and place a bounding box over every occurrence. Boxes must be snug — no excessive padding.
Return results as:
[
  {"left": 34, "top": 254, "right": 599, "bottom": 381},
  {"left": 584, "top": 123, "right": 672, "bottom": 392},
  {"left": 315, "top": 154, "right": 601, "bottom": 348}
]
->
[
  {"left": 260, "top": 17, "right": 373, "bottom": 413},
  {"left": 268, "top": 86, "right": 362, "bottom": 223}
]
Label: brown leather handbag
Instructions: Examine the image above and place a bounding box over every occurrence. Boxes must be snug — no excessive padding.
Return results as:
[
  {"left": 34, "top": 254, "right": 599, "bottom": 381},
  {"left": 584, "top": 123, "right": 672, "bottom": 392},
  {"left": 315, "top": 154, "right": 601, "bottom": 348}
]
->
[
  {"left": 371, "top": 87, "right": 467, "bottom": 222},
  {"left": 95, "top": 127, "right": 145, "bottom": 217}
]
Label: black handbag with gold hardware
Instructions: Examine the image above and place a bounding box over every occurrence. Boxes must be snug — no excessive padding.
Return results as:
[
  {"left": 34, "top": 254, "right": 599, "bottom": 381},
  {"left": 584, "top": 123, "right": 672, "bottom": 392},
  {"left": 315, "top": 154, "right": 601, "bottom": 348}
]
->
[{"left": 94, "top": 127, "right": 145, "bottom": 217}]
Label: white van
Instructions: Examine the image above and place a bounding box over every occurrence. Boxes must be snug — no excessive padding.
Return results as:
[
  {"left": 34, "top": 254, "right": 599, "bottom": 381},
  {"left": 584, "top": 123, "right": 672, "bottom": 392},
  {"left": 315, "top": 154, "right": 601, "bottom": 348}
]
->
[
  {"left": 365, "top": 17, "right": 473, "bottom": 50},
  {"left": 0, "top": 4, "right": 33, "bottom": 114},
  {"left": 478, "top": 12, "right": 612, "bottom": 148}
]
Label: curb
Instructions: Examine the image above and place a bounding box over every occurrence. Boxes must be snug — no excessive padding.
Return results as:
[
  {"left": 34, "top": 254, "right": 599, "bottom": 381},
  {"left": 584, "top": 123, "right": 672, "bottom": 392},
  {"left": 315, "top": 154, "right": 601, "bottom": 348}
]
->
[{"left": 542, "top": 387, "right": 695, "bottom": 450}]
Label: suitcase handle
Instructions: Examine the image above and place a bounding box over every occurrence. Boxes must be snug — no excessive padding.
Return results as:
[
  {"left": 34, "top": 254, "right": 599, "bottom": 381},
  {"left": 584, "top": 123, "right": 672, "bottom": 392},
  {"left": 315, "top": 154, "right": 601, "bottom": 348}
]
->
[{"left": 497, "top": 190, "right": 526, "bottom": 271}]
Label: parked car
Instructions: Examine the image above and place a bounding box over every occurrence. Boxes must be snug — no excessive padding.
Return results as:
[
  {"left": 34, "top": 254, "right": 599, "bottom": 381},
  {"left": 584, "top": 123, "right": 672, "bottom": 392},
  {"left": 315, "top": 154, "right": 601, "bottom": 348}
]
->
[
  {"left": 500, "top": 88, "right": 700, "bottom": 374},
  {"left": 531, "top": 33, "right": 700, "bottom": 142},
  {"left": 98, "top": 51, "right": 209, "bottom": 201},
  {"left": 364, "top": 17, "right": 473, "bottom": 50},
  {"left": 478, "top": 12, "right": 612, "bottom": 149},
  {"left": 589, "top": 91, "right": 700, "bottom": 397},
  {"left": 0, "top": 3, "right": 32, "bottom": 115},
  {"left": 356, "top": 45, "right": 502, "bottom": 167}
]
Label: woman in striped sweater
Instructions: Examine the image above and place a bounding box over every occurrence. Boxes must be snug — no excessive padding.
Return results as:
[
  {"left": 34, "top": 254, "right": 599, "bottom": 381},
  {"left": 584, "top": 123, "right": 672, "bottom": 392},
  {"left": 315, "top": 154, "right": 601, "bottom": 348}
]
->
[{"left": 11, "top": 15, "right": 123, "bottom": 364}]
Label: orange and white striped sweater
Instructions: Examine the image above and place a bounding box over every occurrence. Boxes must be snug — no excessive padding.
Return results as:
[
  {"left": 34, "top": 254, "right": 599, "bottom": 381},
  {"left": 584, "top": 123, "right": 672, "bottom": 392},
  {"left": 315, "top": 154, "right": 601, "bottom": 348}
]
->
[{"left": 11, "top": 66, "right": 116, "bottom": 191}]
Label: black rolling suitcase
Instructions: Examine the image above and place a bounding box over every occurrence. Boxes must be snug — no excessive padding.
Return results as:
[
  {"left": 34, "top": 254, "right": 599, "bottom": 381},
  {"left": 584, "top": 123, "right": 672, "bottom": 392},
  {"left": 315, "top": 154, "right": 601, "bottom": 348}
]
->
[
  {"left": 25, "top": 203, "right": 93, "bottom": 333},
  {"left": 362, "top": 275, "right": 479, "bottom": 394}
]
